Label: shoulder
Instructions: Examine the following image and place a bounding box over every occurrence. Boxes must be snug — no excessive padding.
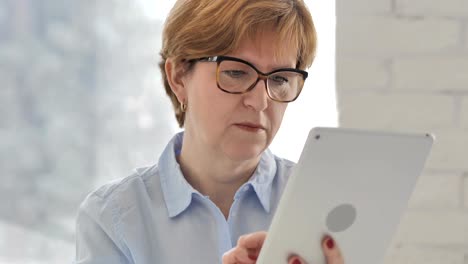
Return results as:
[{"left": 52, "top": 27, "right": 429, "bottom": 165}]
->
[
  {"left": 271, "top": 154, "right": 296, "bottom": 189},
  {"left": 263, "top": 154, "right": 297, "bottom": 212},
  {"left": 78, "top": 164, "right": 161, "bottom": 218},
  {"left": 75, "top": 166, "right": 161, "bottom": 261},
  {"left": 273, "top": 154, "right": 296, "bottom": 176},
  {"left": 274, "top": 155, "right": 295, "bottom": 169}
]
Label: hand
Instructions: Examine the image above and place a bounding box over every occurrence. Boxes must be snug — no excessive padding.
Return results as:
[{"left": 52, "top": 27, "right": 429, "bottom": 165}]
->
[
  {"left": 222, "top": 231, "right": 267, "bottom": 264},
  {"left": 287, "top": 235, "right": 344, "bottom": 264},
  {"left": 221, "top": 232, "right": 344, "bottom": 264}
]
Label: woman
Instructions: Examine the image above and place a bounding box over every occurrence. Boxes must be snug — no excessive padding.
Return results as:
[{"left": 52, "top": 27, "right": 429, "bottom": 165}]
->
[{"left": 75, "top": 0, "right": 344, "bottom": 263}]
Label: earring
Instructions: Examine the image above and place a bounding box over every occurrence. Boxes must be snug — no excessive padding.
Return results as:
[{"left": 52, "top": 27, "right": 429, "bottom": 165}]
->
[{"left": 180, "top": 101, "right": 187, "bottom": 112}]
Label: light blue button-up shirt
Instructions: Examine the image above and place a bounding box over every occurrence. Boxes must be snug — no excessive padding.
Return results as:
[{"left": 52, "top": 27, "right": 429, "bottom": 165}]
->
[{"left": 75, "top": 132, "right": 295, "bottom": 263}]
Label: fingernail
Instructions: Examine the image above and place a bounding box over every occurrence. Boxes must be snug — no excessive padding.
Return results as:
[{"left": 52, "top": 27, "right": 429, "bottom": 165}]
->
[
  {"left": 326, "top": 237, "right": 335, "bottom": 250},
  {"left": 292, "top": 258, "right": 301, "bottom": 264},
  {"left": 248, "top": 255, "right": 258, "bottom": 261}
]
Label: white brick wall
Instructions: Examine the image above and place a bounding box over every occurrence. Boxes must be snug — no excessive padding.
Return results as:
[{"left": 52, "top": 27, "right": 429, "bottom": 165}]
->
[
  {"left": 395, "top": 0, "right": 468, "bottom": 17},
  {"left": 394, "top": 211, "right": 468, "bottom": 244},
  {"left": 336, "top": 0, "right": 468, "bottom": 262},
  {"left": 385, "top": 246, "right": 465, "bottom": 264},
  {"left": 337, "top": 59, "right": 390, "bottom": 90},
  {"left": 394, "top": 58, "right": 468, "bottom": 91},
  {"left": 464, "top": 174, "right": 468, "bottom": 208},
  {"left": 408, "top": 171, "right": 462, "bottom": 209},
  {"left": 339, "top": 94, "right": 453, "bottom": 130},
  {"left": 426, "top": 130, "right": 468, "bottom": 170},
  {"left": 336, "top": 0, "right": 391, "bottom": 15},
  {"left": 462, "top": 99, "right": 468, "bottom": 128},
  {"left": 338, "top": 17, "right": 459, "bottom": 56},
  {"left": 466, "top": 26, "right": 468, "bottom": 50}
]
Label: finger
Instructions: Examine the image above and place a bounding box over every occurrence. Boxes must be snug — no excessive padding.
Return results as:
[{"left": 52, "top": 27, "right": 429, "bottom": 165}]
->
[
  {"left": 287, "top": 255, "right": 307, "bottom": 264},
  {"left": 222, "top": 246, "right": 254, "bottom": 264},
  {"left": 322, "top": 235, "right": 344, "bottom": 264},
  {"left": 237, "top": 231, "right": 267, "bottom": 250},
  {"left": 222, "top": 247, "right": 252, "bottom": 264},
  {"left": 246, "top": 248, "right": 259, "bottom": 262}
]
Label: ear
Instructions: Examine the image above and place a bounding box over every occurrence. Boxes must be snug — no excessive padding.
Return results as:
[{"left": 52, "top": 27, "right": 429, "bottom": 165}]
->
[{"left": 165, "top": 58, "right": 188, "bottom": 104}]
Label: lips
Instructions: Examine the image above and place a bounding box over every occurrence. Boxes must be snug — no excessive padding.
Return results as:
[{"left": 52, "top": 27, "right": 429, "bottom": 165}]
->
[{"left": 234, "top": 122, "right": 266, "bottom": 132}]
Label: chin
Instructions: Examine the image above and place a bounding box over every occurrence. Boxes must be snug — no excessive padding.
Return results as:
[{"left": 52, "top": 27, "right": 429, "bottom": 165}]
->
[{"left": 223, "top": 143, "right": 267, "bottom": 162}]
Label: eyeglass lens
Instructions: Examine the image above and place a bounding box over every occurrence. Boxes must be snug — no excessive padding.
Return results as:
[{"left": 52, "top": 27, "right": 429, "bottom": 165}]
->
[{"left": 217, "top": 60, "right": 303, "bottom": 101}]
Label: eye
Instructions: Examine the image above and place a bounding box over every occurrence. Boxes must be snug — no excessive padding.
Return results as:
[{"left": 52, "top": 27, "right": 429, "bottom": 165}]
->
[
  {"left": 270, "top": 75, "right": 289, "bottom": 85},
  {"left": 222, "top": 70, "right": 247, "bottom": 78}
]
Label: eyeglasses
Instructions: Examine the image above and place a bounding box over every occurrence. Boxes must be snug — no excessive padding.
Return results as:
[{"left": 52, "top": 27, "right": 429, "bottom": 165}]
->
[{"left": 192, "top": 56, "right": 308, "bottom": 103}]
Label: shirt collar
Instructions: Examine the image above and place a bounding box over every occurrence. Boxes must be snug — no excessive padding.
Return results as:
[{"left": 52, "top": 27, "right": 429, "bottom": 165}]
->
[
  {"left": 159, "top": 132, "right": 199, "bottom": 218},
  {"left": 240, "top": 148, "right": 277, "bottom": 213},
  {"left": 159, "top": 132, "right": 277, "bottom": 217}
]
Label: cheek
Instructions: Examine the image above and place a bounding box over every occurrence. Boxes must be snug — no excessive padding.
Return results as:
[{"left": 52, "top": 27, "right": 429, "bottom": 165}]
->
[
  {"left": 188, "top": 80, "right": 232, "bottom": 127},
  {"left": 270, "top": 104, "right": 287, "bottom": 129}
]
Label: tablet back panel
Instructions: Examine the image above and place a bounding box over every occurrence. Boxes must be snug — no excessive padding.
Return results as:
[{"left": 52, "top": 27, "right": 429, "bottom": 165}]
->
[{"left": 257, "top": 127, "right": 433, "bottom": 264}]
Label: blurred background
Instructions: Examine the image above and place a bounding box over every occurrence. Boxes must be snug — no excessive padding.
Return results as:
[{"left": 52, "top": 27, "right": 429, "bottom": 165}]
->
[
  {"left": 1, "top": 1, "right": 173, "bottom": 263},
  {"left": 2, "top": 0, "right": 468, "bottom": 263}
]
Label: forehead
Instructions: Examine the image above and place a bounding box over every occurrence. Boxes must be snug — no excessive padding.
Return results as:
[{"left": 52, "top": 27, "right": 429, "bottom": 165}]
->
[{"left": 229, "top": 30, "right": 298, "bottom": 69}]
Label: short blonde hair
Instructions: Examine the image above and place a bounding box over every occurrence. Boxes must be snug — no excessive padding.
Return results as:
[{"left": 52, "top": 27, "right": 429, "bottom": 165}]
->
[{"left": 159, "top": 0, "right": 317, "bottom": 127}]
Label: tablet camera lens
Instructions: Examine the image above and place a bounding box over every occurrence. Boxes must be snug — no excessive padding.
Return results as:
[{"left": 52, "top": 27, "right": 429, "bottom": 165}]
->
[{"left": 326, "top": 204, "right": 357, "bottom": 232}]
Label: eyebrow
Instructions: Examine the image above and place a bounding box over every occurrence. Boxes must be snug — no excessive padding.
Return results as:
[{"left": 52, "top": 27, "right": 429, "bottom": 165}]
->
[
  {"left": 247, "top": 59, "right": 296, "bottom": 71},
  {"left": 269, "top": 64, "right": 296, "bottom": 70},
  {"left": 227, "top": 54, "right": 296, "bottom": 70}
]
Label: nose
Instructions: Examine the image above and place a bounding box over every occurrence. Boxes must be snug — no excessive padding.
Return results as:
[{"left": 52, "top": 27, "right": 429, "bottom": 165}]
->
[{"left": 242, "top": 78, "right": 269, "bottom": 111}]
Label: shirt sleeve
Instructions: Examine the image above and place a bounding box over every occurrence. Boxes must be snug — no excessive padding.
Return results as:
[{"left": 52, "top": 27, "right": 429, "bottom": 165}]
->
[{"left": 74, "top": 195, "right": 130, "bottom": 264}]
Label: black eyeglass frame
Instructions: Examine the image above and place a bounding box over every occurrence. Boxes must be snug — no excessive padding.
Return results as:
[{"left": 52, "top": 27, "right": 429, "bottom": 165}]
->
[{"left": 191, "top": 56, "right": 308, "bottom": 103}]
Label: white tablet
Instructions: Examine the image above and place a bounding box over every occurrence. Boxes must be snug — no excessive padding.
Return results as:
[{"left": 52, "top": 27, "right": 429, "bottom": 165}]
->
[{"left": 257, "top": 127, "right": 433, "bottom": 264}]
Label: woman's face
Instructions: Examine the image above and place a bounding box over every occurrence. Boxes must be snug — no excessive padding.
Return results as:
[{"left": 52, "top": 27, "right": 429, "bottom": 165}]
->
[{"left": 182, "top": 31, "right": 297, "bottom": 162}]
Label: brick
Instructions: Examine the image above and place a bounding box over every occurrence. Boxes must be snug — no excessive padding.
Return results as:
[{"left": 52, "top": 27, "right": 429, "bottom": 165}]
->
[
  {"left": 466, "top": 27, "right": 468, "bottom": 50},
  {"left": 337, "top": 58, "right": 390, "bottom": 90},
  {"left": 336, "top": 0, "right": 391, "bottom": 16},
  {"left": 396, "top": 0, "right": 468, "bottom": 17},
  {"left": 393, "top": 211, "right": 468, "bottom": 244},
  {"left": 394, "top": 58, "right": 468, "bottom": 91},
  {"left": 462, "top": 99, "right": 468, "bottom": 129},
  {"left": 426, "top": 129, "right": 468, "bottom": 170},
  {"left": 464, "top": 175, "right": 468, "bottom": 208},
  {"left": 337, "top": 17, "right": 459, "bottom": 56},
  {"left": 384, "top": 246, "right": 464, "bottom": 264},
  {"left": 338, "top": 94, "right": 453, "bottom": 130},
  {"left": 408, "top": 172, "right": 462, "bottom": 209}
]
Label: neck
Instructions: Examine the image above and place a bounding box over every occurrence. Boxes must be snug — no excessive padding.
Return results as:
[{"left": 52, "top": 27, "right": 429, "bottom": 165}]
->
[{"left": 177, "top": 132, "right": 261, "bottom": 218}]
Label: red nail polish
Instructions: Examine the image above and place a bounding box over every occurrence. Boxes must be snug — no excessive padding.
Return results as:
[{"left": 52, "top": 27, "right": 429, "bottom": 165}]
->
[
  {"left": 248, "top": 255, "right": 258, "bottom": 261},
  {"left": 326, "top": 237, "right": 335, "bottom": 249},
  {"left": 292, "top": 259, "right": 301, "bottom": 264}
]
